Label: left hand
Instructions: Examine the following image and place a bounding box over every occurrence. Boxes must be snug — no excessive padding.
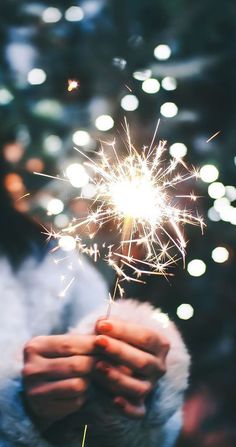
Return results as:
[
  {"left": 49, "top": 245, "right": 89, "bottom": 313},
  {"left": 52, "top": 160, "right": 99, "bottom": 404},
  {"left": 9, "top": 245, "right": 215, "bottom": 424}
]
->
[{"left": 93, "top": 318, "right": 170, "bottom": 418}]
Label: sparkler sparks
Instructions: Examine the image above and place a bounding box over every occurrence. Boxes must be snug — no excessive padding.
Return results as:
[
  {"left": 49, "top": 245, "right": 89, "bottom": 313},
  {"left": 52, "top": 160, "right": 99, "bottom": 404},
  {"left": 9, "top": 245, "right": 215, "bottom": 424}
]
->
[
  {"left": 37, "top": 119, "right": 204, "bottom": 295},
  {"left": 68, "top": 79, "right": 80, "bottom": 92},
  {"left": 47, "top": 119, "right": 204, "bottom": 287}
]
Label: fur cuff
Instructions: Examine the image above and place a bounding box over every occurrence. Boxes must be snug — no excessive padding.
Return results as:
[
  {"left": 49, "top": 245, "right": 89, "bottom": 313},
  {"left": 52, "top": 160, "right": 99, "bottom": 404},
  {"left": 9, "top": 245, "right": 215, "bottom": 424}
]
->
[{"left": 73, "top": 299, "right": 190, "bottom": 447}]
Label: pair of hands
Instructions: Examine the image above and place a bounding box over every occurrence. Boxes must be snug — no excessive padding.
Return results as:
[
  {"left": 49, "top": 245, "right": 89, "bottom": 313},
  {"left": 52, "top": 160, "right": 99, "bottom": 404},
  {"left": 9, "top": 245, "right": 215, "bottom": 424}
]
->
[{"left": 23, "top": 318, "right": 170, "bottom": 426}]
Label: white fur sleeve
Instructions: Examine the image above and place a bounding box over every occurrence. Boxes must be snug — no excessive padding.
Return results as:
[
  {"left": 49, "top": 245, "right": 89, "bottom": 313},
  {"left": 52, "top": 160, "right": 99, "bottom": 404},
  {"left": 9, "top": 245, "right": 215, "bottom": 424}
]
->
[{"left": 73, "top": 299, "right": 190, "bottom": 447}]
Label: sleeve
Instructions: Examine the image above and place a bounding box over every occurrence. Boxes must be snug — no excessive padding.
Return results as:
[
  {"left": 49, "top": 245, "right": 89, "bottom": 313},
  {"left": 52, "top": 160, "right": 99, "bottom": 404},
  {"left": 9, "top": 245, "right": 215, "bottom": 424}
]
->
[
  {"left": 71, "top": 298, "right": 190, "bottom": 447},
  {"left": 0, "top": 253, "right": 108, "bottom": 447}
]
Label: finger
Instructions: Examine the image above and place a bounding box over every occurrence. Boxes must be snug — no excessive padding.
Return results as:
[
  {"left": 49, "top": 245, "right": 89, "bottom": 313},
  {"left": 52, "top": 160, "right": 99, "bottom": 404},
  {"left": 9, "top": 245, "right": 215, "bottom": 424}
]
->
[
  {"left": 26, "top": 377, "right": 89, "bottom": 399},
  {"left": 114, "top": 397, "right": 146, "bottom": 419},
  {"left": 24, "top": 335, "right": 96, "bottom": 359},
  {"left": 94, "top": 335, "right": 166, "bottom": 378},
  {"left": 23, "top": 356, "right": 94, "bottom": 382},
  {"left": 96, "top": 318, "right": 170, "bottom": 356},
  {"left": 94, "top": 361, "right": 152, "bottom": 399}
]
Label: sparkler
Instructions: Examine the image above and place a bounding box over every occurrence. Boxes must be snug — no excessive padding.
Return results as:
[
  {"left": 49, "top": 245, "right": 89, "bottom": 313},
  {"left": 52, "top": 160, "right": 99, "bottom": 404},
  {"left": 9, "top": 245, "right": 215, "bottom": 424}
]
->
[
  {"left": 36, "top": 119, "right": 204, "bottom": 300},
  {"left": 44, "top": 119, "right": 204, "bottom": 299}
]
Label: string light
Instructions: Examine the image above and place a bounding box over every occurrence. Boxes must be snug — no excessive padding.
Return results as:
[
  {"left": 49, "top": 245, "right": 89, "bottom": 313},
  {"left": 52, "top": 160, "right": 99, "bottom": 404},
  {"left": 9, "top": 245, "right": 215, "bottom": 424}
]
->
[
  {"left": 47, "top": 198, "right": 64, "bottom": 215},
  {"left": 187, "top": 259, "right": 206, "bottom": 277},
  {"left": 177, "top": 303, "right": 194, "bottom": 320},
  {"left": 212, "top": 247, "right": 229, "bottom": 263},
  {"left": 66, "top": 163, "right": 89, "bottom": 188},
  {"left": 154, "top": 44, "right": 171, "bottom": 60},
  {"left": 27, "top": 68, "right": 47, "bottom": 85},
  {"left": 142, "top": 78, "right": 160, "bottom": 94},
  {"left": 200, "top": 164, "right": 219, "bottom": 183},
  {"left": 169, "top": 143, "right": 187, "bottom": 159},
  {"left": 65, "top": 6, "right": 84, "bottom": 22},
  {"left": 42, "top": 7, "right": 62, "bottom": 23},
  {"left": 160, "top": 102, "right": 178, "bottom": 118},
  {"left": 95, "top": 115, "right": 114, "bottom": 131},
  {"left": 208, "top": 182, "right": 225, "bottom": 199},
  {"left": 161, "top": 77, "right": 177, "bottom": 91},
  {"left": 72, "top": 130, "right": 91, "bottom": 146},
  {"left": 120, "top": 94, "right": 139, "bottom": 111}
]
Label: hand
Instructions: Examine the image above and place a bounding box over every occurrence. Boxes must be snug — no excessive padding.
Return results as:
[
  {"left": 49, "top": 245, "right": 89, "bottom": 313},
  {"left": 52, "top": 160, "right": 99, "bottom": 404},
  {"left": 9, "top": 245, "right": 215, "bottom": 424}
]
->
[
  {"left": 23, "top": 334, "right": 96, "bottom": 426},
  {"left": 93, "top": 318, "right": 170, "bottom": 419}
]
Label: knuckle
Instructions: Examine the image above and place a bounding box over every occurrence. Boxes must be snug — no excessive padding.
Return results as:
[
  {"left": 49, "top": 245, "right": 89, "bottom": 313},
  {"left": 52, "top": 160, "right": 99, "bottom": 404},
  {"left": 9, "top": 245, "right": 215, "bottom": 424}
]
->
[
  {"left": 142, "top": 333, "right": 154, "bottom": 348},
  {"left": 24, "top": 342, "right": 37, "bottom": 358},
  {"left": 138, "top": 357, "right": 150, "bottom": 374}
]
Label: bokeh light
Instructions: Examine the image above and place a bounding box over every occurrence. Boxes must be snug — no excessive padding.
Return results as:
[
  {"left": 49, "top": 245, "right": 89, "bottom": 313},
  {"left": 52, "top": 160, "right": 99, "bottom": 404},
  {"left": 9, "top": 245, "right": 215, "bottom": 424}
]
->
[
  {"left": 187, "top": 259, "right": 206, "bottom": 277},
  {"left": 43, "top": 135, "right": 63, "bottom": 155},
  {"left": 142, "top": 78, "right": 160, "bottom": 94},
  {"left": 72, "top": 130, "right": 91, "bottom": 146},
  {"left": 95, "top": 115, "right": 114, "bottom": 131},
  {"left": 161, "top": 77, "right": 177, "bottom": 91},
  {"left": 66, "top": 163, "right": 89, "bottom": 188},
  {"left": 160, "top": 102, "right": 178, "bottom": 118},
  {"left": 120, "top": 94, "right": 139, "bottom": 111},
  {"left": 211, "top": 246, "right": 229, "bottom": 263},
  {"left": 47, "top": 198, "right": 64, "bottom": 215},
  {"left": 200, "top": 164, "right": 219, "bottom": 183},
  {"left": 154, "top": 44, "right": 171, "bottom": 60},
  {"left": 27, "top": 68, "right": 47, "bottom": 85},
  {"left": 169, "top": 142, "right": 187, "bottom": 158},
  {"left": 58, "top": 235, "right": 76, "bottom": 252},
  {"left": 208, "top": 182, "right": 225, "bottom": 199},
  {"left": 65, "top": 6, "right": 84, "bottom": 22},
  {"left": 133, "top": 69, "right": 152, "bottom": 81},
  {"left": 42, "top": 7, "right": 62, "bottom": 23},
  {"left": 177, "top": 303, "right": 194, "bottom": 320}
]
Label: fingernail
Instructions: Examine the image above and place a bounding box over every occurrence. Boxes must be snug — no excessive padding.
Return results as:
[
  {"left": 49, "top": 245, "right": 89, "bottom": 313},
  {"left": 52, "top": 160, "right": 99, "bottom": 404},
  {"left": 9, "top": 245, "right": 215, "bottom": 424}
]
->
[
  {"left": 95, "top": 336, "right": 108, "bottom": 349},
  {"left": 96, "top": 361, "right": 110, "bottom": 373},
  {"left": 114, "top": 397, "right": 126, "bottom": 409},
  {"left": 97, "top": 321, "right": 113, "bottom": 333}
]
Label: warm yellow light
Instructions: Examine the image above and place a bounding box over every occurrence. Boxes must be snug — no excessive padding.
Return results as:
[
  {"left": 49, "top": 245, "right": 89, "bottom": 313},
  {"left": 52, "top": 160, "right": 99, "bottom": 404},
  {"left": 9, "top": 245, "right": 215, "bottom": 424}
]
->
[{"left": 110, "top": 177, "right": 162, "bottom": 222}]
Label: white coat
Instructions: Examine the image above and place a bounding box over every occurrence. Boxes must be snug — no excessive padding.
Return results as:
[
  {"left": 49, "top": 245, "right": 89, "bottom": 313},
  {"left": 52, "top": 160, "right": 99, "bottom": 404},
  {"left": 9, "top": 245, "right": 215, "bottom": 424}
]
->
[{"left": 0, "top": 251, "right": 190, "bottom": 446}]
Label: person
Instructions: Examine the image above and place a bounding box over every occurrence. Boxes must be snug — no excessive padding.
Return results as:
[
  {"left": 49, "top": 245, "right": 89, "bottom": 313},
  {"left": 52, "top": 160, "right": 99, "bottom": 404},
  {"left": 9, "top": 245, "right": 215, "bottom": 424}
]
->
[{"left": 0, "top": 146, "right": 190, "bottom": 447}]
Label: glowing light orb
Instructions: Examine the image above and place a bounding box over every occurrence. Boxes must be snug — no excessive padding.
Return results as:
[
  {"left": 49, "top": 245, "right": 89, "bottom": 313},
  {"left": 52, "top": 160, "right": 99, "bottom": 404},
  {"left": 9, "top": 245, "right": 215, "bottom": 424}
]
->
[
  {"left": 28, "top": 68, "right": 46, "bottom": 85},
  {"left": 42, "top": 7, "right": 62, "bottom": 23},
  {"left": 133, "top": 69, "right": 152, "bottom": 81},
  {"left": 47, "top": 198, "right": 64, "bottom": 215},
  {"left": 59, "top": 236, "right": 76, "bottom": 252},
  {"left": 208, "top": 207, "right": 220, "bottom": 222},
  {"left": 177, "top": 304, "right": 194, "bottom": 320},
  {"left": 72, "top": 130, "right": 91, "bottom": 146},
  {"left": 0, "top": 88, "right": 14, "bottom": 105},
  {"left": 161, "top": 77, "right": 177, "bottom": 91},
  {"left": 169, "top": 143, "right": 187, "bottom": 159},
  {"left": 211, "top": 247, "right": 229, "bottom": 263},
  {"left": 95, "top": 115, "right": 114, "bottom": 131},
  {"left": 200, "top": 164, "right": 219, "bottom": 183},
  {"left": 208, "top": 182, "right": 225, "bottom": 199},
  {"left": 121, "top": 95, "right": 139, "bottom": 111},
  {"left": 160, "top": 102, "right": 178, "bottom": 118},
  {"left": 66, "top": 163, "right": 89, "bottom": 188},
  {"left": 142, "top": 78, "right": 160, "bottom": 94},
  {"left": 65, "top": 6, "right": 84, "bottom": 21},
  {"left": 187, "top": 259, "right": 206, "bottom": 277},
  {"left": 154, "top": 44, "right": 171, "bottom": 60}
]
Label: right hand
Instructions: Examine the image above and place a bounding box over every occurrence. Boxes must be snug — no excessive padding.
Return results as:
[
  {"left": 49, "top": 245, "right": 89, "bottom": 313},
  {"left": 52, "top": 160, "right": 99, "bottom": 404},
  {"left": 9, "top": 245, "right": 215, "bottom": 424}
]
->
[{"left": 23, "top": 334, "right": 96, "bottom": 426}]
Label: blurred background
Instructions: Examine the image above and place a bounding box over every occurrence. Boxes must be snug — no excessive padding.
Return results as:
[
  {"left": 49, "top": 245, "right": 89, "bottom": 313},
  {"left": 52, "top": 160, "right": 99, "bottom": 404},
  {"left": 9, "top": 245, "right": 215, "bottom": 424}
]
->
[{"left": 1, "top": 0, "right": 236, "bottom": 445}]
